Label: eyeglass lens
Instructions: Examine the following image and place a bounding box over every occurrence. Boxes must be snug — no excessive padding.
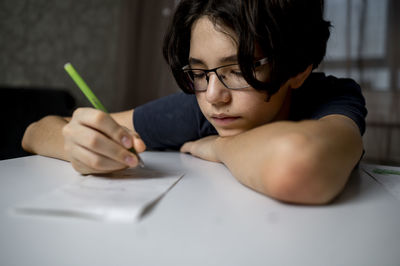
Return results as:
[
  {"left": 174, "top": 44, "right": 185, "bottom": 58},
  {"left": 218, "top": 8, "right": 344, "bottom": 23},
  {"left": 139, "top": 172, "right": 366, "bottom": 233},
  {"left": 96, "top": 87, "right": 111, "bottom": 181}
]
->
[{"left": 185, "top": 65, "right": 250, "bottom": 91}]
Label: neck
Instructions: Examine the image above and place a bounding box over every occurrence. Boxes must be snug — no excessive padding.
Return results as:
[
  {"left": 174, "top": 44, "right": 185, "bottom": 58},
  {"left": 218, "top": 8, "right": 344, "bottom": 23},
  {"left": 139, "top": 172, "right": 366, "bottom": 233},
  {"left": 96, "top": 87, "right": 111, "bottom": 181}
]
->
[{"left": 273, "top": 88, "right": 292, "bottom": 122}]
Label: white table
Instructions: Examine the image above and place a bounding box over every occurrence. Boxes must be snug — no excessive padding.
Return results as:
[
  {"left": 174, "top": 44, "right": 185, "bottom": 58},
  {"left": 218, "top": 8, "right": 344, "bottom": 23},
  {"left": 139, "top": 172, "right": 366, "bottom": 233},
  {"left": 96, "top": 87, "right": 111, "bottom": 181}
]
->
[{"left": 1, "top": 152, "right": 399, "bottom": 266}]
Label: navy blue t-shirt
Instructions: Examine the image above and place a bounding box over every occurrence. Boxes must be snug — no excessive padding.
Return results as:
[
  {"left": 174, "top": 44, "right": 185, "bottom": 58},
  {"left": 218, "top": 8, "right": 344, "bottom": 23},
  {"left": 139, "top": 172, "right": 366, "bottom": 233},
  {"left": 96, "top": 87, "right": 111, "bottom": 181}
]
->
[{"left": 134, "top": 73, "right": 367, "bottom": 150}]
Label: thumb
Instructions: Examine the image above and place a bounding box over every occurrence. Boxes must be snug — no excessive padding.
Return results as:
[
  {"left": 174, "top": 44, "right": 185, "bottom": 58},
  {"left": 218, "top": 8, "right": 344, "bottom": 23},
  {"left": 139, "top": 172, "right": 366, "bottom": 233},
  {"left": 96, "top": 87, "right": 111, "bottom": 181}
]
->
[
  {"left": 123, "top": 127, "right": 146, "bottom": 152},
  {"left": 133, "top": 135, "right": 146, "bottom": 153}
]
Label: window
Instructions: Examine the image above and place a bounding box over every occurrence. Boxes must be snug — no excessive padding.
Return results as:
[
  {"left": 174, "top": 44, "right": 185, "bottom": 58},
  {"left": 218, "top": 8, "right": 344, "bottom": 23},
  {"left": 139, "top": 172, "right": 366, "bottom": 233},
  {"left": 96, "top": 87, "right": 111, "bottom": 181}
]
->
[{"left": 320, "top": 0, "right": 399, "bottom": 92}]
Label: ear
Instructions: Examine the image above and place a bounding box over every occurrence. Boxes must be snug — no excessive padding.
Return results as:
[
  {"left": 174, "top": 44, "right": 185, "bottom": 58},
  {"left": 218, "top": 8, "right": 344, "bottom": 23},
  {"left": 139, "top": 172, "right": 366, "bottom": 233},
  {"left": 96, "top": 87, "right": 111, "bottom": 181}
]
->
[{"left": 288, "top": 65, "right": 313, "bottom": 89}]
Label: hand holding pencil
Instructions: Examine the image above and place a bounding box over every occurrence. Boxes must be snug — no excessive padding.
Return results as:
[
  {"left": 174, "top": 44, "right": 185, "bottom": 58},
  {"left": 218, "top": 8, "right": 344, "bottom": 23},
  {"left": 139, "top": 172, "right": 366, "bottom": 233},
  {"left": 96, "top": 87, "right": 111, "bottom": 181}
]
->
[{"left": 62, "top": 63, "right": 145, "bottom": 174}]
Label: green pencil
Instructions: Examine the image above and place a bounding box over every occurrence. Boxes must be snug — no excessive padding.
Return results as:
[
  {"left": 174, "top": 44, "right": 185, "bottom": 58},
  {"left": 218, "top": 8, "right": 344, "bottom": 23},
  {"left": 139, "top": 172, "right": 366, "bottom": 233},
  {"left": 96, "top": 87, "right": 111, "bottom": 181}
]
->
[
  {"left": 64, "top": 62, "right": 144, "bottom": 168},
  {"left": 372, "top": 168, "right": 400, "bottom": 176}
]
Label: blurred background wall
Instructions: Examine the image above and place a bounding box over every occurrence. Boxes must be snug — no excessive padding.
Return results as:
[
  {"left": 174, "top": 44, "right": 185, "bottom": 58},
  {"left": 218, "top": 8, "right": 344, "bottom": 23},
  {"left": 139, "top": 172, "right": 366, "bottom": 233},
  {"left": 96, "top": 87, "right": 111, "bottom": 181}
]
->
[
  {"left": 0, "top": 0, "right": 178, "bottom": 112},
  {"left": 0, "top": 0, "right": 399, "bottom": 165},
  {"left": 1, "top": 0, "right": 122, "bottom": 110}
]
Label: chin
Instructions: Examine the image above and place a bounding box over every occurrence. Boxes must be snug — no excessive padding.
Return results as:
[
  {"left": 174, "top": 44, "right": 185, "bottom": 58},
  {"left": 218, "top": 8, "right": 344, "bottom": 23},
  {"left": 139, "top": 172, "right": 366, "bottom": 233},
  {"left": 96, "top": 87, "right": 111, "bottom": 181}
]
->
[{"left": 215, "top": 128, "right": 246, "bottom": 137}]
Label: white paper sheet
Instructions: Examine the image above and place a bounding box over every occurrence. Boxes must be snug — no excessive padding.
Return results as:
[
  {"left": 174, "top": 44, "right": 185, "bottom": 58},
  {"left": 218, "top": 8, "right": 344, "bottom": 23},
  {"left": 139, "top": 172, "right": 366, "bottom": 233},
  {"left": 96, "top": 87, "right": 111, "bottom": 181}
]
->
[
  {"left": 15, "top": 168, "right": 184, "bottom": 222},
  {"left": 362, "top": 163, "right": 400, "bottom": 201}
]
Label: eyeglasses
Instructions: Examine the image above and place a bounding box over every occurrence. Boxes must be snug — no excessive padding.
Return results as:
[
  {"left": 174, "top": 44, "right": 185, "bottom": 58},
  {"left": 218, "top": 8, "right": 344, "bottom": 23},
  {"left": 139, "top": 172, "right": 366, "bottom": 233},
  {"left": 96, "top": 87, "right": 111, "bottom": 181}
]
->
[{"left": 182, "top": 58, "right": 269, "bottom": 92}]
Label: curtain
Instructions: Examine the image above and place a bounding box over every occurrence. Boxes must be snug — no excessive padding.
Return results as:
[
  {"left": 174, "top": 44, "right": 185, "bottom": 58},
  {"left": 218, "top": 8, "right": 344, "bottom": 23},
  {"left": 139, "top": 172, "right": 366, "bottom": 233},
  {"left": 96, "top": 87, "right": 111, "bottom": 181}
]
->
[{"left": 116, "top": 0, "right": 179, "bottom": 110}]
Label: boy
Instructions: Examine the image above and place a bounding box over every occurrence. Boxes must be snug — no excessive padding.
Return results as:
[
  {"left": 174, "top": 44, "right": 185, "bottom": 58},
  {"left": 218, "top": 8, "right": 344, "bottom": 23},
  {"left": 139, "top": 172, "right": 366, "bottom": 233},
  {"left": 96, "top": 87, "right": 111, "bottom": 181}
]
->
[{"left": 22, "top": 0, "right": 367, "bottom": 204}]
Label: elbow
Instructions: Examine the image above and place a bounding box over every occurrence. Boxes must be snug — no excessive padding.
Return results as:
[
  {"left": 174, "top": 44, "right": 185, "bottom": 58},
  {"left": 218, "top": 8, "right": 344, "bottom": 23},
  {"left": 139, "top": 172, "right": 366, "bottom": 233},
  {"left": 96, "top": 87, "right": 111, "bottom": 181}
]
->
[
  {"left": 265, "top": 161, "right": 336, "bottom": 205},
  {"left": 261, "top": 134, "right": 344, "bottom": 205}
]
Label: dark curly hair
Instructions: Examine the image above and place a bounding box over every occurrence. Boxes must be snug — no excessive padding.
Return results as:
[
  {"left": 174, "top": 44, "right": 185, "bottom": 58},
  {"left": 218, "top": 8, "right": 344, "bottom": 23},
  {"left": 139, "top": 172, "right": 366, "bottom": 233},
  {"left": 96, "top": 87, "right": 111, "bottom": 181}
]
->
[{"left": 163, "top": 0, "right": 331, "bottom": 97}]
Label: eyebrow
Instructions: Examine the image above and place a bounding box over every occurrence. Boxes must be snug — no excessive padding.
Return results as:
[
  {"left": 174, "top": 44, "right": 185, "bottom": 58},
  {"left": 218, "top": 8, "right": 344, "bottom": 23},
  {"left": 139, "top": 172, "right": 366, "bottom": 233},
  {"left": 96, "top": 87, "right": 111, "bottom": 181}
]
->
[{"left": 188, "top": 55, "right": 238, "bottom": 66}]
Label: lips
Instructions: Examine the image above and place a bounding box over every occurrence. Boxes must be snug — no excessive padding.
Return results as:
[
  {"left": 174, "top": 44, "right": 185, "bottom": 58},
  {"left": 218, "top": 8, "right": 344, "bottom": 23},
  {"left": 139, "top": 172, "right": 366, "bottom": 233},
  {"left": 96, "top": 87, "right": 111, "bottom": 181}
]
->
[{"left": 211, "top": 114, "right": 240, "bottom": 126}]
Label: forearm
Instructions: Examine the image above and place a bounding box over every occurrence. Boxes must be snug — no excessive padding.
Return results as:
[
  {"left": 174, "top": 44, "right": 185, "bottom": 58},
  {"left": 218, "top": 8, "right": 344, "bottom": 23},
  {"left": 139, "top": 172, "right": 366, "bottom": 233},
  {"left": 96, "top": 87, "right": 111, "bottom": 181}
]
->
[
  {"left": 22, "top": 115, "right": 69, "bottom": 161},
  {"left": 214, "top": 116, "right": 363, "bottom": 204}
]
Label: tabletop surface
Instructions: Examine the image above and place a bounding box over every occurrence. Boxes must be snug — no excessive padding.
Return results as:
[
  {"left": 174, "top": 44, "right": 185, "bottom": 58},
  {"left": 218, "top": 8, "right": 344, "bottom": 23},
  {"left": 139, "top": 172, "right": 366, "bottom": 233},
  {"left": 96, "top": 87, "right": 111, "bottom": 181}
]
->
[{"left": 1, "top": 152, "right": 400, "bottom": 266}]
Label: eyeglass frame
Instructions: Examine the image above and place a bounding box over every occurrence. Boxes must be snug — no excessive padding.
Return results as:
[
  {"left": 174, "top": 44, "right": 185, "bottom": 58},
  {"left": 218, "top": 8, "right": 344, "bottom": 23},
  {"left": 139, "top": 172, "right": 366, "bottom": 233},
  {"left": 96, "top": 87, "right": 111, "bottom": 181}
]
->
[{"left": 181, "top": 57, "right": 269, "bottom": 92}]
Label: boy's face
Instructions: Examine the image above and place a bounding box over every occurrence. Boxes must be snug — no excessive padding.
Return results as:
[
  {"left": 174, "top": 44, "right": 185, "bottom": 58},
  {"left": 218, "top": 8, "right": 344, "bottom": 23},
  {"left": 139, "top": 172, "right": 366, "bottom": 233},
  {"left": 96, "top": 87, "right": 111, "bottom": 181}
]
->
[{"left": 189, "top": 16, "right": 292, "bottom": 137}]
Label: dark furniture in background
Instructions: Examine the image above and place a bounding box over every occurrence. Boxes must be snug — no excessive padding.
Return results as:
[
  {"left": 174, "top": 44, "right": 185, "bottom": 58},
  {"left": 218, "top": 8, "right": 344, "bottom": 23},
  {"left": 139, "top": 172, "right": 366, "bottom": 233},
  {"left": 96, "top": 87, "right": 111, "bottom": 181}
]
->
[{"left": 0, "top": 87, "right": 75, "bottom": 160}]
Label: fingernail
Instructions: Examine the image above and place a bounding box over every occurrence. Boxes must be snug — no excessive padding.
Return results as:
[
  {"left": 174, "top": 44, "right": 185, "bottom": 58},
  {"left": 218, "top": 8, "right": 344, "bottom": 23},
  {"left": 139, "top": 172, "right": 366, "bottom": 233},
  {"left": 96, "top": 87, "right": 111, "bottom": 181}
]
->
[
  {"left": 121, "top": 136, "right": 131, "bottom": 148},
  {"left": 125, "top": 155, "right": 137, "bottom": 166}
]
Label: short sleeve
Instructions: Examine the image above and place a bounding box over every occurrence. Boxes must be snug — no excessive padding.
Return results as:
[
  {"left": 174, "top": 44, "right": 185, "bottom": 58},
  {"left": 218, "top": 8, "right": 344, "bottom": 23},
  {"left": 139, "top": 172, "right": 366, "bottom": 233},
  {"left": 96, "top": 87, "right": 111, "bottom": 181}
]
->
[
  {"left": 133, "top": 92, "right": 217, "bottom": 150},
  {"left": 290, "top": 73, "right": 368, "bottom": 135}
]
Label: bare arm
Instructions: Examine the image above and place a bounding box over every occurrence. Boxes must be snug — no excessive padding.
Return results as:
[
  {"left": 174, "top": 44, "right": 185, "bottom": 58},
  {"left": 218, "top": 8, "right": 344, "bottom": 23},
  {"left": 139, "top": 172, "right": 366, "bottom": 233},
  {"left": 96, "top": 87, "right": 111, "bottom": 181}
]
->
[
  {"left": 21, "top": 108, "right": 145, "bottom": 174},
  {"left": 22, "top": 115, "right": 71, "bottom": 161},
  {"left": 181, "top": 114, "right": 363, "bottom": 204}
]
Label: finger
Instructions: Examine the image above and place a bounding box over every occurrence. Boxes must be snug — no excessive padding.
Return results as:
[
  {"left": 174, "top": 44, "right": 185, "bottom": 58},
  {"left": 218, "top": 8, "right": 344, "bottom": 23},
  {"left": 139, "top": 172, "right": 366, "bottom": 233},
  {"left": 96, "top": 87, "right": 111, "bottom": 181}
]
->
[
  {"left": 180, "top": 142, "right": 193, "bottom": 153},
  {"left": 73, "top": 108, "right": 134, "bottom": 149},
  {"left": 123, "top": 127, "right": 147, "bottom": 153},
  {"left": 133, "top": 136, "right": 146, "bottom": 153},
  {"left": 69, "top": 144, "right": 128, "bottom": 174},
  {"left": 71, "top": 157, "right": 123, "bottom": 175},
  {"left": 65, "top": 123, "right": 139, "bottom": 167},
  {"left": 70, "top": 157, "right": 100, "bottom": 175}
]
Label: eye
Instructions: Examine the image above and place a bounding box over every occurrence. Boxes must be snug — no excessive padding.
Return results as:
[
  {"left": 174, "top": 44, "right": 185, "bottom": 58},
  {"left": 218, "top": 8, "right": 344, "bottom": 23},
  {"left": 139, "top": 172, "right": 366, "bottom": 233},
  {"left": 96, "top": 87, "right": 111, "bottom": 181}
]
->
[
  {"left": 231, "top": 70, "right": 243, "bottom": 77},
  {"left": 191, "top": 70, "right": 206, "bottom": 79}
]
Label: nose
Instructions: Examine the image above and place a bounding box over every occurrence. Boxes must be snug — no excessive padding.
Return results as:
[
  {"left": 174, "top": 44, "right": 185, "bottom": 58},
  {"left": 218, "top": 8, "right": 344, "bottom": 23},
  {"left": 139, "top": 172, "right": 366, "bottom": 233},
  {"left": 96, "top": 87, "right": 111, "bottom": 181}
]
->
[{"left": 205, "top": 73, "right": 231, "bottom": 105}]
